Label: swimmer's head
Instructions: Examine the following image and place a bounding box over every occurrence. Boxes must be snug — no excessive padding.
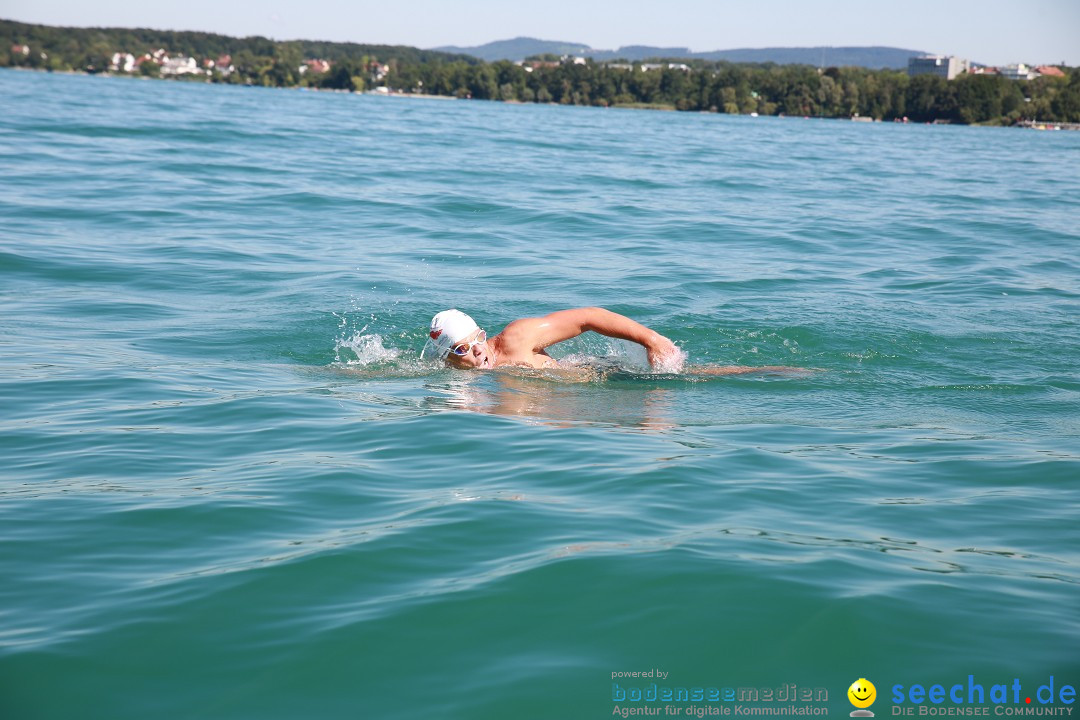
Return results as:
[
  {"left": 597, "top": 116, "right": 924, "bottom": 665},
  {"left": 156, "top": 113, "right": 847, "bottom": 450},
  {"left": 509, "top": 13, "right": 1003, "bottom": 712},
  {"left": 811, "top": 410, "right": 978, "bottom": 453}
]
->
[{"left": 428, "top": 309, "right": 495, "bottom": 369}]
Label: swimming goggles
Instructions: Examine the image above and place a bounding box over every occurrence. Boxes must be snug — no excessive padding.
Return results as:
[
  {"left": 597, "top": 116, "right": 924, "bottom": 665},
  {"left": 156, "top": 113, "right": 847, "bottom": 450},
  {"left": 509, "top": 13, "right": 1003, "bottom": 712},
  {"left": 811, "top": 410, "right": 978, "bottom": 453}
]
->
[{"left": 450, "top": 329, "right": 486, "bottom": 356}]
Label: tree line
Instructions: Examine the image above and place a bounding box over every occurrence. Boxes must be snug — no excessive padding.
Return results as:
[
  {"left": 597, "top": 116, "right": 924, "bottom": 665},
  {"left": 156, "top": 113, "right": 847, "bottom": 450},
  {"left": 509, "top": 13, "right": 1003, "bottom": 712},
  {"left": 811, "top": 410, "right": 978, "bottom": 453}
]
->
[
  {"left": 3, "top": 18, "right": 1077, "bottom": 124},
  {"left": 0, "top": 18, "right": 474, "bottom": 74},
  {"left": 389, "top": 60, "right": 1079, "bottom": 124}
]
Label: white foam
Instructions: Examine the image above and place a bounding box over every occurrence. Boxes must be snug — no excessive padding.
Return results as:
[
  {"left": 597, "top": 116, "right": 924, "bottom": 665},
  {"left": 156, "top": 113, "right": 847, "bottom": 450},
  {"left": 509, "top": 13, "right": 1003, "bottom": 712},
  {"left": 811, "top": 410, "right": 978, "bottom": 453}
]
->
[
  {"left": 651, "top": 347, "right": 687, "bottom": 374},
  {"left": 334, "top": 333, "right": 402, "bottom": 367},
  {"left": 558, "top": 341, "right": 688, "bottom": 374}
]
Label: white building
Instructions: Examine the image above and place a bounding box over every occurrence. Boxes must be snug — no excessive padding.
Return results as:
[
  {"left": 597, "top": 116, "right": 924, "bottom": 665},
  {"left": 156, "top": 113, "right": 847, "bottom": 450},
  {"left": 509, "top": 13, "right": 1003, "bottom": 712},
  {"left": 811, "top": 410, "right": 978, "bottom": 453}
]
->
[
  {"left": 908, "top": 55, "right": 969, "bottom": 80},
  {"left": 640, "top": 62, "right": 691, "bottom": 72},
  {"left": 999, "top": 64, "right": 1037, "bottom": 80},
  {"left": 160, "top": 57, "right": 200, "bottom": 76},
  {"left": 109, "top": 52, "right": 136, "bottom": 73}
]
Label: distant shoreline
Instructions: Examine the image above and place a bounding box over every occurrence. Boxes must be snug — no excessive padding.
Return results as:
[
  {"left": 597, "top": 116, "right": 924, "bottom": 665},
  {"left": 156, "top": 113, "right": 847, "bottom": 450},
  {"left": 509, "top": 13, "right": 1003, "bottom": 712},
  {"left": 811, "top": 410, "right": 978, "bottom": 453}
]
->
[
  {"left": 4, "top": 66, "right": 1077, "bottom": 130},
  {"left": 365, "top": 88, "right": 456, "bottom": 100},
  {"left": 5, "top": 16, "right": 1077, "bottom": 127}
]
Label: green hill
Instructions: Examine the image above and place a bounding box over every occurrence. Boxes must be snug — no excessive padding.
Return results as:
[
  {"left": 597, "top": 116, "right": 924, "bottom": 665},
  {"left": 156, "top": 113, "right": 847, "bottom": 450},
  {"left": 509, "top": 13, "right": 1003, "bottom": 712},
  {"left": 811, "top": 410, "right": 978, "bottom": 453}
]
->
[
  {"left": 434, "top": 36, "right": 591, "bottom": 62},
  {"left": 433, "top": 36, "right": 929, "bottom": 69},
  {"left": 0, "top": 17, "right": 477, "bottom": 70}
]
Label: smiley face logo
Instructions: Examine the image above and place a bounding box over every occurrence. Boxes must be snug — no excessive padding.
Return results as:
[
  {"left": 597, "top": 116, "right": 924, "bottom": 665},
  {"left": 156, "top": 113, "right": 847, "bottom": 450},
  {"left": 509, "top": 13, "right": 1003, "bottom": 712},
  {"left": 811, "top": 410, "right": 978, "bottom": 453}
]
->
[{"left": 848, "top": 678, "right": 876, "bottom": 715}]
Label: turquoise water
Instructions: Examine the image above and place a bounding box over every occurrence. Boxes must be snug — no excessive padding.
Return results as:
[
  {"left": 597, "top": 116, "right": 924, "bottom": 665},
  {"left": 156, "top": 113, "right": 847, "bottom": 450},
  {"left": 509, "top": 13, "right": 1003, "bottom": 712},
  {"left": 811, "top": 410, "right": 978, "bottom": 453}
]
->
[{"left": 1, "top": 68, "right": 1078, "bottom": 719}]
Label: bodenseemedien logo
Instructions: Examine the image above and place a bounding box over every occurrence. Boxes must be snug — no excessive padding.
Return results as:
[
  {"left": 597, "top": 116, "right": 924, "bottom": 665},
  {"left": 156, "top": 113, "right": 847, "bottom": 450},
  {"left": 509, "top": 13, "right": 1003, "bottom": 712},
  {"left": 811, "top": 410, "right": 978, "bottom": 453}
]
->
[{"left": 849, "top": 678, "right": 877, "bottom": 717}]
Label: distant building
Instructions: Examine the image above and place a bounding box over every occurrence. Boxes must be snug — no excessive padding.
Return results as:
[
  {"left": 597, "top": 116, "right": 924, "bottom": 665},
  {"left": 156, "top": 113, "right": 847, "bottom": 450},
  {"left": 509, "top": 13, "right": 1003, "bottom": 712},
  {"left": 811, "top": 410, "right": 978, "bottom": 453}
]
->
[
  {"left": 999, "top": 63, "right": 1037, "bottom": 80},
  {"left": 110, "top": 52, "right": 136, "bottom": 73},
  {"left": 160, "top": 56, "right": 200, "bottom": 76},
  {"left": 908, "top": 55, "right": 969, "bottom": 80},
  {"left": 11, "top": 44, "right": 30, "bottom": 56},
  {"left": 1034, "top": 65, "right": 1065, "bottom": 78},
  {"left": 519, "top": 59, "right": 560, "bottom": 70},
  {"left": 641, "top": 62, "right": 691, "bottom": 72},
  {"left": 970, "top": 66, "right": 999, "bottom": 75}
]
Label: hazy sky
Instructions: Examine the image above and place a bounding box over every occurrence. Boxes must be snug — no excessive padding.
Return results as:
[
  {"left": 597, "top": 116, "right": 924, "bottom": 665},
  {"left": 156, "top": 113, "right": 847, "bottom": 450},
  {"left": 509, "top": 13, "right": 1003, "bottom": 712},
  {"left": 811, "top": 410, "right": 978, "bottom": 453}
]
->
[{"left": 5, "top": 0, "right": 1079, "bottom": 66}]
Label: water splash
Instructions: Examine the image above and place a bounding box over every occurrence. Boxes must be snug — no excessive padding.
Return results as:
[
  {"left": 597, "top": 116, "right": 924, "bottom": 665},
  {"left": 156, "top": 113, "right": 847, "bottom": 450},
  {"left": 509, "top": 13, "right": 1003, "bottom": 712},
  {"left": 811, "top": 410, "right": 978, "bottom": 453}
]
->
[
  {"left": 333, "top": 333, "right": 402, "bottom": 367},
  {"left": 652, "top": 347, "right": 688, "bottom": 374},
  {"left": 559, "top": 337, "right": 688, "bottom": 375}
]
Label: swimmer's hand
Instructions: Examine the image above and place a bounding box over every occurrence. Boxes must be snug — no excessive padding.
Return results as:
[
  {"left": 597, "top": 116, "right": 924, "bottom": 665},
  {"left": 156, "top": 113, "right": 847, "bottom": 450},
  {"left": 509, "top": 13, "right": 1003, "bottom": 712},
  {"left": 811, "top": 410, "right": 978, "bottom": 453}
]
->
[{"left": 647, "top": 335, "right": 684, "bottom": 372}]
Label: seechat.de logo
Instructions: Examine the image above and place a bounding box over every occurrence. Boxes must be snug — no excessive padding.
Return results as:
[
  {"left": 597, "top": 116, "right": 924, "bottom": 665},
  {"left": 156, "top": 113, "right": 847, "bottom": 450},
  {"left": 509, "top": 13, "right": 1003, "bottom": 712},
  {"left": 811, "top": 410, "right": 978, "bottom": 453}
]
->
[{"left": 849, "top": 678, "right": 878, "bottom": 717}]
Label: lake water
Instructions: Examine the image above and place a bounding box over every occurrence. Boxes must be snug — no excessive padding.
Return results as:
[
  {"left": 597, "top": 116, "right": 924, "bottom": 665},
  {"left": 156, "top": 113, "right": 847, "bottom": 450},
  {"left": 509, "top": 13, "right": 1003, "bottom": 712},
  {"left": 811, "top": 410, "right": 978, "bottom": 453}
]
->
[{"left": 1, "top": 68, "right": 1078, "bottom": 719}]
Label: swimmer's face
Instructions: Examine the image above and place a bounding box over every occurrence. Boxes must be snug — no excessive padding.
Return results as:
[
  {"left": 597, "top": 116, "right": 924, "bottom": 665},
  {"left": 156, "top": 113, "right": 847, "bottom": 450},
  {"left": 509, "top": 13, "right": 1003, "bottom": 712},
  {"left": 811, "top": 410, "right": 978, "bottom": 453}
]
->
[{"left": 444, "top": 329, "right": 495, "bottom": 370}]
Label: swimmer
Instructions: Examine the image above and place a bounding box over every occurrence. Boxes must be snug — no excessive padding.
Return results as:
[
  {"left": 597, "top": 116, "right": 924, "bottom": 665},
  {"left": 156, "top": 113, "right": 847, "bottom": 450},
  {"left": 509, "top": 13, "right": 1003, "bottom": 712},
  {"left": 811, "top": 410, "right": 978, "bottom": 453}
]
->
[{"left": 425, "top": 307, "right": 803, "bottom": 375}]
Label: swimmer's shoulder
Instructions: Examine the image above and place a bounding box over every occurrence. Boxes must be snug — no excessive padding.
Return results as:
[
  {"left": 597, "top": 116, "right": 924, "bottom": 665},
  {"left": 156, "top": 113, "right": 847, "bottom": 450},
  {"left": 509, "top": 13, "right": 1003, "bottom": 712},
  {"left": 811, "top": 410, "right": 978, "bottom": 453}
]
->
[
  {"left": 496, "top": 316, "right": 556, "bottom": 351},
  {"left": 494, "top": 354, "right": 558, "bottom": 370}
]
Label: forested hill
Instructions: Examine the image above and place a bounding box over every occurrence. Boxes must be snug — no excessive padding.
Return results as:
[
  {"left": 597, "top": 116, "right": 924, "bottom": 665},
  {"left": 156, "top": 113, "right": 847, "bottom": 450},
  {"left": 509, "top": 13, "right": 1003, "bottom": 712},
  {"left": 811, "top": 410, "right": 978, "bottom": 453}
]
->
[
  {"left": 434, "top": 37, "right": 927, "bottom": 69},
  {"left": 0, "top": 18, "right": 477, "bottom": 68},
  {"left": 435, "top": 37, "right": 593, "bottom": 62}
]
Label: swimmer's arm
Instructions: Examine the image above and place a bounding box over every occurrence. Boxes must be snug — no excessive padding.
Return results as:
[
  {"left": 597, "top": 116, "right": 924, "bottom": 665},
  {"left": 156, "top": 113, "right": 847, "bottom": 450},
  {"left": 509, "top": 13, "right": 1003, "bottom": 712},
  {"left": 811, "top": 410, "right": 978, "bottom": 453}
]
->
[{"left": 504, "top": 307, "right": 676, "bottom": 366}]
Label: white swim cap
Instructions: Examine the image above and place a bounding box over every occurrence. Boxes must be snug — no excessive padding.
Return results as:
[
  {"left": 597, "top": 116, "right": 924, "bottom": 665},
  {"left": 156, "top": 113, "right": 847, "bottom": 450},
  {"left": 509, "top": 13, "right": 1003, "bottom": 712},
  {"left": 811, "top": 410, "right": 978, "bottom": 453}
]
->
[{"left": 428, "top": 309, "right": 480, "bottom": 359}]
